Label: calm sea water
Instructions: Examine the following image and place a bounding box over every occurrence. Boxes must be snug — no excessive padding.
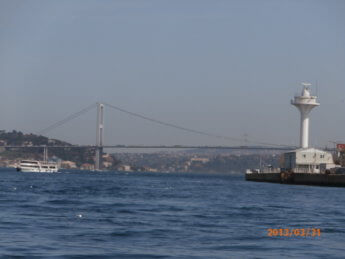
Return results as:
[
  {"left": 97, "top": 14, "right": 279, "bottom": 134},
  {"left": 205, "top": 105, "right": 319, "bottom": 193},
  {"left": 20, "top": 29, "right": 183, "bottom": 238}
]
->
[{"left": 1, "top": 168, "right": 345, "bottom": 258}]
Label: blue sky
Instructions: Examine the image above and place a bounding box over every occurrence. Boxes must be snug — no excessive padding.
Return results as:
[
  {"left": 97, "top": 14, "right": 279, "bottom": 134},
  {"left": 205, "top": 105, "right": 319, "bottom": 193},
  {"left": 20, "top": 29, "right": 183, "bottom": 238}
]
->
[{"left": 1, "top": 0, "right": 345, "bottom": 147}]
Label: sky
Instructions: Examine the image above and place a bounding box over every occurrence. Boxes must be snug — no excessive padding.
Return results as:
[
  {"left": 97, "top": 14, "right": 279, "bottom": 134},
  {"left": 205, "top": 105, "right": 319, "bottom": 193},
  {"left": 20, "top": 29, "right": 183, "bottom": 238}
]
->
[{"left": 1, "top": 0, "right": 345, "bottom": 148}]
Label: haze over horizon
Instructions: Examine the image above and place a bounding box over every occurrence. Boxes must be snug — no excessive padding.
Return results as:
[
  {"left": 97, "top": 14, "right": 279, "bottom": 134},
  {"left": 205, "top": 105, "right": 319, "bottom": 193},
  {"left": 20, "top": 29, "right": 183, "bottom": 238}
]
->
[{"left": 1, "top": 0, "right": 345, "bottom": 148}]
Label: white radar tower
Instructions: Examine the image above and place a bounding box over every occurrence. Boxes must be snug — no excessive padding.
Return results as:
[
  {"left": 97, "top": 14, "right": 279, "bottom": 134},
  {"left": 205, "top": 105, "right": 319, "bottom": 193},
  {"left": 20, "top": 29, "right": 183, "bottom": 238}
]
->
[{"left": 291, "top": 83, "right": 320, "bottom": 149}]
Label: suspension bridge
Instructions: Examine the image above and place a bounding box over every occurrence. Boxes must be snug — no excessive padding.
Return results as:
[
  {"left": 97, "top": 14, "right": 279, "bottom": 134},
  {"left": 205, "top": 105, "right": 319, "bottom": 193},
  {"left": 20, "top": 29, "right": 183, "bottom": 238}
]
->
[{"left": 4, "top": 102, "right": 297, "bottom": 170}]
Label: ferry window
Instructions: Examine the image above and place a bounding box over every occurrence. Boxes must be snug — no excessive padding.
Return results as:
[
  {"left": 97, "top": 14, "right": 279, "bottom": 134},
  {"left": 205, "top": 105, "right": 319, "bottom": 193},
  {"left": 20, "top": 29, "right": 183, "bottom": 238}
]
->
[
  {"left": 303, "top": 154, "right": 306, "bottom": 158},
  {"left": 49, "top": 166, "right": 55, "bottom": 169}
]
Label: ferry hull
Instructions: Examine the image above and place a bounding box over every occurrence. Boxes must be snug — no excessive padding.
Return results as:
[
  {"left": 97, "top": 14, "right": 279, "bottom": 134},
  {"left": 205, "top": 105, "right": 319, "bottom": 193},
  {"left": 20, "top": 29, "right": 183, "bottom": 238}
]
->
[
  {"left": 20, "top": 168, "right": 57, "bottom": 173},
  {"left": 245, "top": 172, "right": 281, "bottom": 183},
  {"left": 18, "top": 160, "right": 59, "bottom": 173}
]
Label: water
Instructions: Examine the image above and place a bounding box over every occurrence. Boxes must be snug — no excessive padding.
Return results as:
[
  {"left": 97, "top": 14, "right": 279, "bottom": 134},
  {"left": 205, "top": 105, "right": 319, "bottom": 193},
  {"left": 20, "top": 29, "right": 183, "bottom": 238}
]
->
[{"left": 1, "top": 168, "right": 345, "bottom": 258}]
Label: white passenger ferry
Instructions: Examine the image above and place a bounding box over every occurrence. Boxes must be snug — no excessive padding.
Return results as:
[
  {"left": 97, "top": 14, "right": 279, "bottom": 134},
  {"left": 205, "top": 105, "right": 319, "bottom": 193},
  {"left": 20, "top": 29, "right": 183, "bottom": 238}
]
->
[{"left": 17, "top": 160, "right": 59, "bottom": 173}]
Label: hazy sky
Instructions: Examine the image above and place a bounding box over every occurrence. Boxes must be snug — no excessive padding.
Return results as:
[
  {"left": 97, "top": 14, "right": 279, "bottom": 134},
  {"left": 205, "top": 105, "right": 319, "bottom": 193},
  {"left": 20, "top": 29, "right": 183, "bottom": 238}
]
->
[{"left": 1, "top": 0, "right": 345, "bottom": 147}]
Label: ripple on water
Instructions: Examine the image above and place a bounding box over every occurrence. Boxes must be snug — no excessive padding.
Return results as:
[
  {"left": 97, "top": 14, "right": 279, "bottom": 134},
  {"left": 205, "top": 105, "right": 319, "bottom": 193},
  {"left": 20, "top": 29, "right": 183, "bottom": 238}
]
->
[{"left": 1, "top": 170, "right": 345, "bottom": 258}]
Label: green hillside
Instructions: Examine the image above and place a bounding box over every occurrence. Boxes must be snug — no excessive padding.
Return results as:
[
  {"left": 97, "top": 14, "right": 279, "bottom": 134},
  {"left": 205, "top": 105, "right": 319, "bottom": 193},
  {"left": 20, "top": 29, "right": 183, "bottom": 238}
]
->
[{"left": 0, "top": 130, "right": 94, "bottom": 166}]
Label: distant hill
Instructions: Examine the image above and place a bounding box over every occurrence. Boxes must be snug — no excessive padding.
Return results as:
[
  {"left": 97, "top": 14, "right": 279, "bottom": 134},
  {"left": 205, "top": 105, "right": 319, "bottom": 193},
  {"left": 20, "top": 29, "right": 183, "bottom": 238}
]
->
[
  {"left": 0, "top": 130, "right": 70, "bottom": 146},
  {"left": 0, "top": 130, "right": 94, "bottom": 166},
  {"left": 0, "top": 130, "right": 279, "bottom": 172}
]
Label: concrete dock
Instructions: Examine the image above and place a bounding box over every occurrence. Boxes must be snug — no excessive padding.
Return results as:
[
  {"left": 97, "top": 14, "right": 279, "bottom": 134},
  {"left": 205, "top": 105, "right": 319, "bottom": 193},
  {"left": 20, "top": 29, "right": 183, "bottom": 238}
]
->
[{"left": 245, "top": 172, "right": 345, "bottom": 187}]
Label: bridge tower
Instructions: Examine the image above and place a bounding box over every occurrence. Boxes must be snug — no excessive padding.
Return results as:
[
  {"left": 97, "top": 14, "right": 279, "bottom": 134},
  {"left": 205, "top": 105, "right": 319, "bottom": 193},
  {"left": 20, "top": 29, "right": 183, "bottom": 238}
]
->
[
  {"left": 291, "top": 83, "right": 320, "bottom": 149},
  {"left": 95, "top": 103, "right": 104, "bottom": 170}
]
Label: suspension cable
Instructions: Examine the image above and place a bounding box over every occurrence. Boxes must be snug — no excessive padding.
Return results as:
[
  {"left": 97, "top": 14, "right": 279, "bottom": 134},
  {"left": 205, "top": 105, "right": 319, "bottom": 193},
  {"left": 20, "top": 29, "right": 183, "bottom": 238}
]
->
[
  {"left": 37, "top": 103, "right": 97, "bottom": 136},
  {"left": 103, "top": 102, "right": 292, "bottom": 147}
]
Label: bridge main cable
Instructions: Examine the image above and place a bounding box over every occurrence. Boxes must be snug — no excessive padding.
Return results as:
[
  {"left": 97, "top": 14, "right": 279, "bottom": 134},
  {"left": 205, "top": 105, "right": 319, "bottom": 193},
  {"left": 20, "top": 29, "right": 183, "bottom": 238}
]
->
[
  {"left": 103, "top": 102, "right": 292, "bottom": 148},
  {"left": 37, "top": 103, "right": 97, "bottom": 136}
]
